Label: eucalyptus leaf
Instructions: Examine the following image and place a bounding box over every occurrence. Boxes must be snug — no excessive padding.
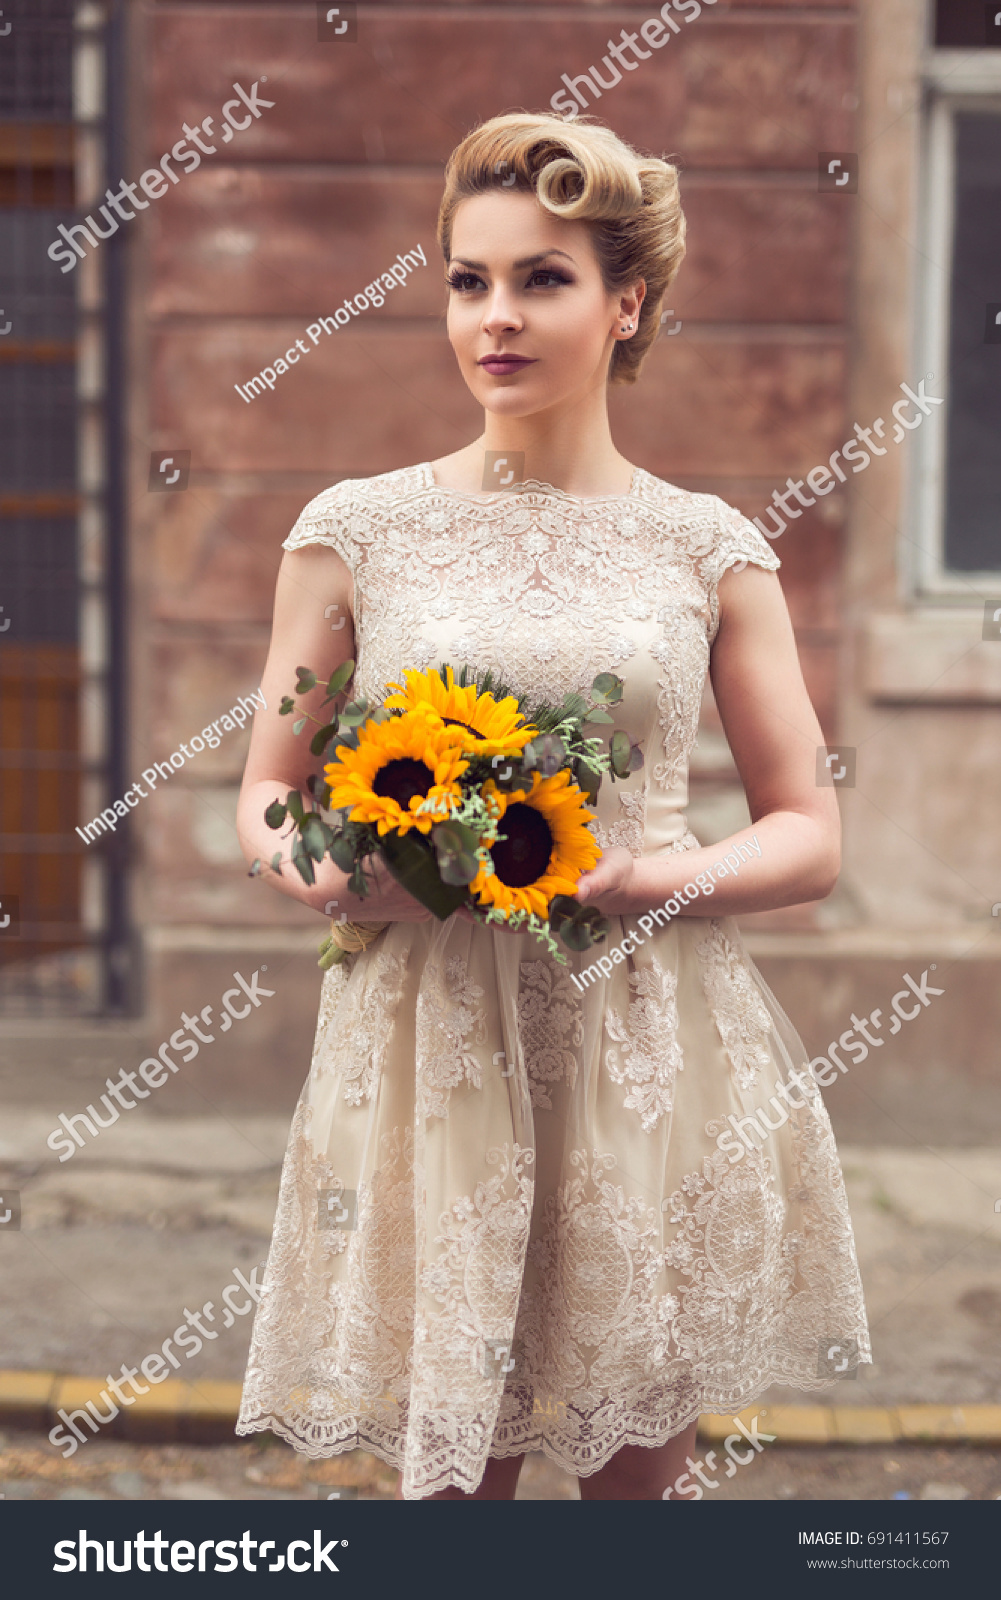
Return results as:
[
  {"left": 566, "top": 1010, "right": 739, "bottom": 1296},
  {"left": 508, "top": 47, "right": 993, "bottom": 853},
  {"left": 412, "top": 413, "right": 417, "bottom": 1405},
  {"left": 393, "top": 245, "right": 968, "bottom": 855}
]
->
[
  {"left": 432, "top": 820, "right": 480, "bottom": 856},
  {"left": 270, "top": 852, "right": 283, "bottom": 873},
  {"left": 584, "top": 706, "right": 614, "bottom": 725},
  {"left": 328, "top": 834, "right": 357, "bottom": 873},
  {"left": 339, "top": 699, "right": 370, "bottom": 728},
  {"left": 325, "top": 659, "right": 355, "bottom": 700},
  {"left": 438, "top": 849, "right": 480, "bottom": 886},
  {"left": 610, "top": 729, "right": 635, "bottom": 778},
  {"left": 591, "top": 671, "right": 623, "bottom": 704},
  {"left": 305, "top": 773, "right": 332, "bottom": 810},
  {"left": 295, "top": 667, "right": 317, "bottom": 694},
  {"left": 291, "top": 837, "right": 316, "bottom": 886},
  {"left": 278, "top": 696, "right": 295, "bottom": 716},
  {"left": 530, "top": 732, "right": 566, "bottom": 777},
  {"left": 286, "top": 789, "right": 305, "bottom": 824},
  {"left": 309, "top": 722, "right": 338, "bottom": 757},
  {"left": 301, "top": 814, "right": 327, "bottom": 862},
  {"left": 378, "top": 829, "right": 470, "bottom": 920},
  {"left": 560, "top": 692, "right": 589, "bottom": 720},
  {"left": 264, "top": 801, "right": 287, "bottom": 830},
  {"left": 559, "top": 919, "right": 595, "bottom": 952}
]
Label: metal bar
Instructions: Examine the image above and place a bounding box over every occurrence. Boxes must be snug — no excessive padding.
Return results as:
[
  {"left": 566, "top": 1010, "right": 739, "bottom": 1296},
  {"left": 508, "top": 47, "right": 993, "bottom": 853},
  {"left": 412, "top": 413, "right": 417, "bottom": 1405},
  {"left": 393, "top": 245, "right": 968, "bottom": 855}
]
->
[{"left": 98, "top": 0, "right": 135, "bottom": 1015}]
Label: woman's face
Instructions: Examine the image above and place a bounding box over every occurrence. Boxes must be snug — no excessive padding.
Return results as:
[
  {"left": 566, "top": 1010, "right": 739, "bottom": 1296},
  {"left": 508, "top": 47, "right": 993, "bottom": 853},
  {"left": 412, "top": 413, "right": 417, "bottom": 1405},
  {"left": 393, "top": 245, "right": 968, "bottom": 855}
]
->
[{"left": 445, "top": 190, "right": 643, "bottom": 418}]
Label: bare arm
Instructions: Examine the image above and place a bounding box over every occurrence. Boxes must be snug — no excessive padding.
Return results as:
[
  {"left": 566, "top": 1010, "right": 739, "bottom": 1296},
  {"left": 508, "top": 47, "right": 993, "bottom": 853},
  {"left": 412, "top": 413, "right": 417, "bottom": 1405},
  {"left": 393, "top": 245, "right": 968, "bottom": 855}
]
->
[
  {"left": 236, "top": 544, "right": 431, "bottom": 924},
  {"left": 576, "top": 562, "right": 840, "bottom": 917}
]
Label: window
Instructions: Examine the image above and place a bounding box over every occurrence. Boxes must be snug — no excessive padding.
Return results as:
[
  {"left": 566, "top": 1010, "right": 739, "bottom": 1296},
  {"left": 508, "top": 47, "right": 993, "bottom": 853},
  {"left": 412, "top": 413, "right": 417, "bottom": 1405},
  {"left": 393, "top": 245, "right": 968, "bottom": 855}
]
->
[
  {"left": 912, "top": 31, "right": 1001, "bottom": 591},
  {"left": 0, "top": 0, "right": 132, "bottom": 1013}
]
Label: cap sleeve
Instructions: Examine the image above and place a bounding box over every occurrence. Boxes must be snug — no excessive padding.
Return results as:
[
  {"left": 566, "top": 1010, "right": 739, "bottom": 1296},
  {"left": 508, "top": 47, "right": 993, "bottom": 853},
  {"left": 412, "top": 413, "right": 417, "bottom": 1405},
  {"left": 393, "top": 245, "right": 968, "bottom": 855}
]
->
[
  {"left": 705, "top": 495, "right": 781, "bottom": 643},
  {"left": 282, "top": 478, "right": 359, "bottom": 573}
]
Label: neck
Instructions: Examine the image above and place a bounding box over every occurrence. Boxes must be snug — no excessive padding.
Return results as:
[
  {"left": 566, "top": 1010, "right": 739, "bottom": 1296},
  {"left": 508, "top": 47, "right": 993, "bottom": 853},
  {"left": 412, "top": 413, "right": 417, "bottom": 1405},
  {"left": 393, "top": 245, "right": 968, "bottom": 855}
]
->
[{"left": 469, "top": 385, "right": 633, "bottom": 497}]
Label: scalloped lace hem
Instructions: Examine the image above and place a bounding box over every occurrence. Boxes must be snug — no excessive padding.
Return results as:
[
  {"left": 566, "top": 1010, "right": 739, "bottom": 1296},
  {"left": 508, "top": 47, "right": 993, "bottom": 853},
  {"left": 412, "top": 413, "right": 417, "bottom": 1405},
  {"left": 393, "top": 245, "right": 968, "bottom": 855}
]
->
[{"left": 234, "top": 1361, "right": 871, "bottom": 1495}]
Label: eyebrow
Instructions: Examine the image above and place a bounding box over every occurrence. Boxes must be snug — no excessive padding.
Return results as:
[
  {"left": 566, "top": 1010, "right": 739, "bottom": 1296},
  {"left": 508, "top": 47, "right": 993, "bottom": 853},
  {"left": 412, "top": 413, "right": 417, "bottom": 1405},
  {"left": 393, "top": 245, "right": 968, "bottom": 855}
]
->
[{"left": 447, "top": 250, "right": 578, "bottom": 271}]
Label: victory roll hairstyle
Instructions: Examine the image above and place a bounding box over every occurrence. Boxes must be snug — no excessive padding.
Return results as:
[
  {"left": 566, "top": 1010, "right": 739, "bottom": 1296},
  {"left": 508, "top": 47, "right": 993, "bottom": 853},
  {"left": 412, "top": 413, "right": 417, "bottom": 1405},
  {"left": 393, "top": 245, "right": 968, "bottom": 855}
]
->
[{"left": 437, "top": 112, "right": 686, "bottom": 385}]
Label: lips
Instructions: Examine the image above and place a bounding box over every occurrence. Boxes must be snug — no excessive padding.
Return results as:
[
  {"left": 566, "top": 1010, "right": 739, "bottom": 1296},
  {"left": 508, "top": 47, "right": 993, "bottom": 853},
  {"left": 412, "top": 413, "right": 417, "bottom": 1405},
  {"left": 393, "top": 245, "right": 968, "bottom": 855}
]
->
[{"left": 478, "top": 354, "right": 536, "bottom": 374}]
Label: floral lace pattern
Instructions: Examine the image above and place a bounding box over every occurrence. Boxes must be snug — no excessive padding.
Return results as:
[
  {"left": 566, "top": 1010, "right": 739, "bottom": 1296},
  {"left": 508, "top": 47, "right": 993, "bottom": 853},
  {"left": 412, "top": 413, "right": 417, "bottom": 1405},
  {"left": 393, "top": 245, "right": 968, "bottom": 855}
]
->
[
  {"left": 281, "top": 462, "right": 779, "bottom": 850},
  {"left": 415, "top": 952, "right": 487, "bottom": 1120},
  {"left": 695, "top": 920, "right": 774, "bottom": 1092},
  {"left": 603, "top": 957, "right": 685, "bottom": 1131},
  {"left": 516, "top": 959, "right": 583, "bottom": 1110},
  {"left": 591, "top": 784, "right": 647, "bottom": 858},
  {"left": 235, "top": 464, "right": 869, "bottom": 1497},
  {"left": 315, "top": 947, "right": 409, "bottom": 1105}
]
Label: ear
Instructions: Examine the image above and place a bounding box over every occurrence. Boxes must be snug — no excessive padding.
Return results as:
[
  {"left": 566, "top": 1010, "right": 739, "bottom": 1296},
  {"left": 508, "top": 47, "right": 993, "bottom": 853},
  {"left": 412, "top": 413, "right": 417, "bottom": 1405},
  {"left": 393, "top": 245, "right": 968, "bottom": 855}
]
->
[{"left": 615, "top": 279, "right": 646, "bottom": 336}]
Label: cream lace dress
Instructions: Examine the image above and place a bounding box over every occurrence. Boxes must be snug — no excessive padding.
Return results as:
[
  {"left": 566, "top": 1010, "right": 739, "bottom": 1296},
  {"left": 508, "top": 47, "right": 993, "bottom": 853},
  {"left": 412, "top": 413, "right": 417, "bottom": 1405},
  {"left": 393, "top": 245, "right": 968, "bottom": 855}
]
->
[{"left": 235, "top": 461, "right": 871, "bottom": 1497}]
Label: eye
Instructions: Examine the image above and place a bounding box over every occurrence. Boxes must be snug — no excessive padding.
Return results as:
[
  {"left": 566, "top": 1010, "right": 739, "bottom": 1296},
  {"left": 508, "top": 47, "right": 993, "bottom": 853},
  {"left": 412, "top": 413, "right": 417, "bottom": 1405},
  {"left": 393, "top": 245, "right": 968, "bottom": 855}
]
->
[
  {"left": 445, "top": 269, "right": 483, "bottom": 293},
  {"left": 527, "top": 268, "right": 572, "bottom": 288}
]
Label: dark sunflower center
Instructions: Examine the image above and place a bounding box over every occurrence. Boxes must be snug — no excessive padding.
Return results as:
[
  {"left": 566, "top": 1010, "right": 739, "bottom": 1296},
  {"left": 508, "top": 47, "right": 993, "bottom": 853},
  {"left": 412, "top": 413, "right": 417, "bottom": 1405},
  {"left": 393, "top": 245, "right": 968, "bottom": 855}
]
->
[
  {"left": 372, "top": 757, "right": 434, "bottom": 809},
  {"left": 491, "top": 803, "right": 554, "bottom": 887},
  {"left": 441, "top": 716, "right": 484, "bottom": 740}
]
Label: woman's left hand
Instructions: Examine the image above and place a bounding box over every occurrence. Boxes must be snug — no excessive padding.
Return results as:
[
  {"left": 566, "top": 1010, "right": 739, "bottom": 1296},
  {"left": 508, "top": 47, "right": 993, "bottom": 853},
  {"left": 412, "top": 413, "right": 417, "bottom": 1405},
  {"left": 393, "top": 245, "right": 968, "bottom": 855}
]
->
[{"left": 574, "top": 847, "right": 638, "bottom": 915}]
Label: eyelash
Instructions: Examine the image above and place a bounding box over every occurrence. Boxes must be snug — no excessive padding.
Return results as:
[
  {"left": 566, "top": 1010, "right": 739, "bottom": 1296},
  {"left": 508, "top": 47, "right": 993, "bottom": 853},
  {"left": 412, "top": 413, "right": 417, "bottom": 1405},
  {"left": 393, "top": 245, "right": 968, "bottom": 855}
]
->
[{"left": 445, "top": 267, "right": 574, "bottom": 293}]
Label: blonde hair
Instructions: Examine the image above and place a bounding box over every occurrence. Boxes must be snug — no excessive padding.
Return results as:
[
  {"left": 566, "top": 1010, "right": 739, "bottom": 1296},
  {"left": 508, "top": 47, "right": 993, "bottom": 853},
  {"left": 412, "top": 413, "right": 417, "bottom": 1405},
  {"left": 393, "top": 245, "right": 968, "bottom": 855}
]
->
[{"left": 437, "top": 112, "right": 686, "bottom": 385}]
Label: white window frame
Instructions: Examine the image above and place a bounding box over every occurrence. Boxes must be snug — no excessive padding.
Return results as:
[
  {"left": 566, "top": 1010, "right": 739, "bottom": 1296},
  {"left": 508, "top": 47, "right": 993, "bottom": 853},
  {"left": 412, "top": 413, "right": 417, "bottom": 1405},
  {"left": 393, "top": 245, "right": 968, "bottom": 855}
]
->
[{"left": 911, "top": 52, "right": 1001, "bottom": 595}]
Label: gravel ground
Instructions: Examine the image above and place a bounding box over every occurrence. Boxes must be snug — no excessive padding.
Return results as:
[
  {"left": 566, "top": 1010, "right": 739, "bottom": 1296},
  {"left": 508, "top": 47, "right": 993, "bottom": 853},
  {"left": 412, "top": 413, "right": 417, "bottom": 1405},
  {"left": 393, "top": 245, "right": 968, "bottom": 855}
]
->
[{"left": 2, "top": 1430, "right": 1000, "bottom": 1501}]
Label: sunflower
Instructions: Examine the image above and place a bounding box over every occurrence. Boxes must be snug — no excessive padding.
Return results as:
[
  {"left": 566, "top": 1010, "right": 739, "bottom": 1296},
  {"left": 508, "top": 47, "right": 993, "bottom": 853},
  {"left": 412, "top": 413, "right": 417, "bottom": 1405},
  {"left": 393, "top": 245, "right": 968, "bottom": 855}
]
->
[
  {"left": 383, "top": 665, "right": 536, "bottom": 759},
  {"left": 324, "top": 709, "right": 468, "bottom": 836},
  {"left": 470, "top": 769, "right": 601, "bottom": 919}
]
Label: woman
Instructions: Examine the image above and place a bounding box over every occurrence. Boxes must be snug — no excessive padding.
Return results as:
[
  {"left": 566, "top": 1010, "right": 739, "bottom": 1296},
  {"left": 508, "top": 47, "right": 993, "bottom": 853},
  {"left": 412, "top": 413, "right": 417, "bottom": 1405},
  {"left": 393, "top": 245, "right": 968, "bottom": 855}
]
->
[{"left": 235, "top": 112, "right": 870, "bottom": 1501}]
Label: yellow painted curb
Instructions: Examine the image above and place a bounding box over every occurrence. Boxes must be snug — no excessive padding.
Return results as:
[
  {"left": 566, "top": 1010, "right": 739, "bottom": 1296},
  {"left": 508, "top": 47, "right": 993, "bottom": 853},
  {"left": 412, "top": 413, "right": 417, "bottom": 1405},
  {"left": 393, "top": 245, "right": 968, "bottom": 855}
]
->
[
  {"left": 894, "top": 1404, "right": 1001, "bottom": 1443},
  {"left": 831, "top": 1407, "right": 898, "bottom": 1444},
  {"left": 0, "top": 1369, "right": 58, "bottom": 1431},
  {"left": 4, "top": 1373, "right": 1001, "bottom": 1447},
  {"left": 33, "top": 1373, "right": 245, "bottom": 1444},
  {"left": 696, "top": 1402, "right": 1001, "bottom": 1446}
]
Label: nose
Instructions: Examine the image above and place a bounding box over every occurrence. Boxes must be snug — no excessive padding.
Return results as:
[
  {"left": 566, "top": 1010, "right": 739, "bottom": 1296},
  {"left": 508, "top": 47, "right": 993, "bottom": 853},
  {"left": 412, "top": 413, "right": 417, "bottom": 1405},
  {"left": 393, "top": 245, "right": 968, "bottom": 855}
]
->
[{"left": 481, "top": 284, "right": 523, "bottom": 337}]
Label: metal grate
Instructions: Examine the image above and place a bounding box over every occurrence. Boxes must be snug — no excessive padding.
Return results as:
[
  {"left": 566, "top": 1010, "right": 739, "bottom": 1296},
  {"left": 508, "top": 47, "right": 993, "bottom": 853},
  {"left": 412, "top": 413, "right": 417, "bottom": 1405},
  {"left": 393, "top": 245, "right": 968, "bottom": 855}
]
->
[{"left": 0, "top": 0, "right": 130, "bottom": 1015}]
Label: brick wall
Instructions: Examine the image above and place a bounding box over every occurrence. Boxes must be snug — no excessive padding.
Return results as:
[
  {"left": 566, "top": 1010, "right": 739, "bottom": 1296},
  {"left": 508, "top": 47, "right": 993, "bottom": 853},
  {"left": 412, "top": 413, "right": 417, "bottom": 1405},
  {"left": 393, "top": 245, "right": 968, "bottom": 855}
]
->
[{"left": 138, "top": 0, "right": 856, "bottom": 949}]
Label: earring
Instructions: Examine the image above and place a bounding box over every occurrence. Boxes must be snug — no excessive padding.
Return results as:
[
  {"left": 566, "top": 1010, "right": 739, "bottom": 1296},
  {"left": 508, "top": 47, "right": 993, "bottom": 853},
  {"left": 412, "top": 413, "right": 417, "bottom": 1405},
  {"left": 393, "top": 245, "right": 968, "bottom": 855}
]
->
[{"left": 620, "top": 321, "right": 633, "bottom": 333}]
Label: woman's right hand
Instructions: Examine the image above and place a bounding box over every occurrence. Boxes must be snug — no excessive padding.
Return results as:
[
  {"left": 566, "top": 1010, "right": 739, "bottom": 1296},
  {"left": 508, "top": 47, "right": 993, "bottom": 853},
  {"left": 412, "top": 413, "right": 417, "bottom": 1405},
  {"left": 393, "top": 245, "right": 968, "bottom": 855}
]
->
[{"left": 315, "top": 854, "right": 433, "bottom": 926}]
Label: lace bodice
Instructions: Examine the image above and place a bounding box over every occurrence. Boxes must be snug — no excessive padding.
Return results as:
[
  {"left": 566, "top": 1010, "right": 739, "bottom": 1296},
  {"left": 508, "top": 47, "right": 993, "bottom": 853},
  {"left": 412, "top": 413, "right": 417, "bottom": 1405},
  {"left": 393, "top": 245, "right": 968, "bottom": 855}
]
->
[{"left": 283, "top": 462, "right": 779, "bottom": 857}]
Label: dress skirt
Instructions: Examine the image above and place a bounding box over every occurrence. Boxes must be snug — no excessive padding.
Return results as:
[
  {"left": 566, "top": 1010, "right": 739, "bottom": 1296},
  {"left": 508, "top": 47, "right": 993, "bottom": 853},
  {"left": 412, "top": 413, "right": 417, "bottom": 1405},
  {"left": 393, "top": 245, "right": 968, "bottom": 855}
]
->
[{"left": 236, "top": 901, "right": 871, "bottom": 1499}]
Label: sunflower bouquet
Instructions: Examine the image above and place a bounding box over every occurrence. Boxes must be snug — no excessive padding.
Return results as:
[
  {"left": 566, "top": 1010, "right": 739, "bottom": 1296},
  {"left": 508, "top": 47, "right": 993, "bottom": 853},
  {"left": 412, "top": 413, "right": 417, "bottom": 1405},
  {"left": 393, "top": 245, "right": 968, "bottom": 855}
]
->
[{"left": 251, "top": 661, "right": 644, "bottom": 967}]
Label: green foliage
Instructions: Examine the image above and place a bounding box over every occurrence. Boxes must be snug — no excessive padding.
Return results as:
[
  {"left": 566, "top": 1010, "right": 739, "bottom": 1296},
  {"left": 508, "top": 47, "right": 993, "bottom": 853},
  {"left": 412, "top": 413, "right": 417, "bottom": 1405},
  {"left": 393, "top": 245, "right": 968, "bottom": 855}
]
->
[
  {"left": 258, "top": 661, "right": 632, "bottom": 962},
  {"left": 378, "top": 829, "right": 470, "bottom": 920},
  {"left": 549, "top": 893, "right": 608, "bottom": 952}
]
